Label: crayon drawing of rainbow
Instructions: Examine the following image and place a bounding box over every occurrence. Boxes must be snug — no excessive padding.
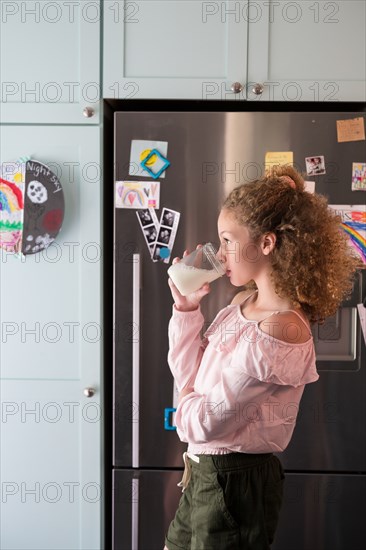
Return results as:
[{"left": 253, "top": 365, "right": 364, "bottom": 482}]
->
[
  {"left": 122, "top": 188, "right": 145, "bottom": 207},
  {"left": 341, "top": 221, "right": 366, "bottom": 265},
  {"left": 0, "top": 177, "right": 24, "bottom": 253},
  {"left": 329, "top": 204, "right": 366, "bottom": 266}
]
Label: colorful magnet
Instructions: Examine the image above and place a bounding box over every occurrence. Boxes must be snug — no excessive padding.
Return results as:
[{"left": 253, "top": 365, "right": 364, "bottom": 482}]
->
[
  {"left": 140, "top": 149, "right": 170, "bottom": 179},
  {"left": 129, "top": 140, "right": 168, "bottom": 179},
  {"left": 159, "top": 247, "right": 171, "bottom": 259}
]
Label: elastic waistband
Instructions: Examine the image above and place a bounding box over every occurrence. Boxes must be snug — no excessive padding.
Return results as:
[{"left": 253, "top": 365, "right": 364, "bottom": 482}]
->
[{"left": 189, "top": 452, "right": 273, "bottom": 472}]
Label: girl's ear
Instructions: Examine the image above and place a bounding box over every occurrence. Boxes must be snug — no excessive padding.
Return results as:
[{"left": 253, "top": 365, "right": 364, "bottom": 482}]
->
[{"left": 261, "top": 232, "right": 276, "bottom": 255}]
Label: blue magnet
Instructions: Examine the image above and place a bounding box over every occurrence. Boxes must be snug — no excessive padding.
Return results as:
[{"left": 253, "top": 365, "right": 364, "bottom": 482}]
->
[
  {"left": 159, "top": 247, "right": 170, "bottom": 259},
  {"left": 140, "top": 149, "right": 170, "bottom": 179}
]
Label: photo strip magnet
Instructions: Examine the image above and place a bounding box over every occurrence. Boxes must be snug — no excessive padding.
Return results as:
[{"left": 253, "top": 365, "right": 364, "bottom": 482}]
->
[
  {"left": 151, "top": 208, "right": 180, "bottom": 263},
  {"left": 136, "top": 208, "right": 160, "bottom": 258}
]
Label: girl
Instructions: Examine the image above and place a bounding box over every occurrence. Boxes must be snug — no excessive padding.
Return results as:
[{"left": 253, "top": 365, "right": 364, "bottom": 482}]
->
[{"left": 164, "top": 165, "right": 361, "bottom": 550}]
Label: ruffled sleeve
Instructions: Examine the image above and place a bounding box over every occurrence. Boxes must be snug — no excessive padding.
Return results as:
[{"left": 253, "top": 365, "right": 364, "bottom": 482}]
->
[
  {"left": 167, "top": 305, "right": 206, "bottom": 392},
  {"left": 234, "top": 329, "right": 319, "bottom": 388}
]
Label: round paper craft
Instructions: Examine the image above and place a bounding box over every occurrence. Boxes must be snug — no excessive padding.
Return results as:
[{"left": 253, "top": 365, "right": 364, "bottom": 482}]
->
[{"left": 0, "top": 159, "right": 65, "bottom": 256}]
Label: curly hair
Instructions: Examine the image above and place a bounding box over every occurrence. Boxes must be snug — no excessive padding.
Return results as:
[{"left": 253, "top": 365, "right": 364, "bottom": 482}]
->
[{"left": 222, "top": 164, "right": 362, "bottom": 324}]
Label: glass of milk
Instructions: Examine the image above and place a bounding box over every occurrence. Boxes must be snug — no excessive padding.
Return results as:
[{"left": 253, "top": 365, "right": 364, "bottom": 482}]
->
[{"left": 167, "top": 243, "right": 226, "bottom": 296}]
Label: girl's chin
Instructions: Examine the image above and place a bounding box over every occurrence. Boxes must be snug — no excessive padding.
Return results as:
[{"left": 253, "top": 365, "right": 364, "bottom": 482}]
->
[
  {"left": 226, "top": 270, "right": 251, "bottom": 287},
  {"left": 230, "top": 279, "right": 245, "bottom": 287},
  {"left": 230, "top": 276, "right": 251, "bottom": 287}
]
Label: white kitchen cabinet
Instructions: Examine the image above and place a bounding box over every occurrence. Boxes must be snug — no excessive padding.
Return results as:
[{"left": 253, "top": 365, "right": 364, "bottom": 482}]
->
[
  {"left": 0, "top": 125, "right": 102, "bottom": 549},
  {"left": 103, "top": 0, "right": 366, "bottom": 102},
  {"left": 103, "top": 0, "right": 248, "bottom": 100},
  {"left": 0, "top": 1, "right": 101, "bottom": 123},
  {"left": 247, "top": 0, "right": 366, "bottom": 102}
]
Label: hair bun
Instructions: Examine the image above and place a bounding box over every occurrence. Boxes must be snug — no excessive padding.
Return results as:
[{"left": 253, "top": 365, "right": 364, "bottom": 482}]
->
[
  {"left": 265, "top": 164, "right": 305, "bottom": 192},
  {"left": 279, "top": 175, "right": 296, "bottom": 189}
]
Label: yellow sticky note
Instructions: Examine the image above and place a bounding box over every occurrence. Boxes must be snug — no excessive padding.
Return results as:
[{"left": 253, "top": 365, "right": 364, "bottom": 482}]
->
[
  {"left": 265, "top": 152, "right": 293, "bottom": 170},
  {"left": 336, "top": 117, "right": 365, "bottom": 142}
]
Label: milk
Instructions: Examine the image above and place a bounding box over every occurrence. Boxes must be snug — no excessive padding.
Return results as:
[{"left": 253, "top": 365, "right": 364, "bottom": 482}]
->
[{"left": 168, "top": 262, "right": 221, "bottom": 296}]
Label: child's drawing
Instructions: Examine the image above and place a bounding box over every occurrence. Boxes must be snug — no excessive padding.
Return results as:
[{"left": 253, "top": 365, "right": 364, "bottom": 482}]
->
[
  {"left": 352, "top": 163, "right": 366, "bottom": 191},
  {"left": 329, "top": 204, "right": 366, "bottom": 265},
  {"left": 116, "top": 180, "right": 160, "bottom": 209},
  {"left": 0, "top": 162, "right": 25, "bottom": 254},
  {"left": 0, "top": 159, "right": 64, "bottom": 257}
]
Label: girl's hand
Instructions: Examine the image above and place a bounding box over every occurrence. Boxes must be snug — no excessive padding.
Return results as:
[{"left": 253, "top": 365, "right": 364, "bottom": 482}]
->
[{"left": 168, "top": 248, "right": 211, "bottom": 312}]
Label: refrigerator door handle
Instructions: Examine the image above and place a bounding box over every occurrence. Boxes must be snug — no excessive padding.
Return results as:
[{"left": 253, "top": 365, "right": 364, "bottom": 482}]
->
[
  {"left": 131, "top": 477, "right": 139, "bottom": 550},
  {"left": 132, "top": 253, "right": 140, "bottom": 468}
]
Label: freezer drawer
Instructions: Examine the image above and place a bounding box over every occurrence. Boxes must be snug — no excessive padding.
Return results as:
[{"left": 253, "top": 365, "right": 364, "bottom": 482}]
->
[
  {"left": 113, "top": 469, "right": 365, "bottom": 550},
  {"left": 272, "top": 473, "right": 366, "bottom": 550},
  {"left": 112, "top": 468, "right": 183, "bottom": 550}
]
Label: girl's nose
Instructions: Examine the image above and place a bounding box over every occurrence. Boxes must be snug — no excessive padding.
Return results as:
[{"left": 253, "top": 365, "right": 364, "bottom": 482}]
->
[{"left": 216, "top": 244, "right": 226, "bottom": 265}]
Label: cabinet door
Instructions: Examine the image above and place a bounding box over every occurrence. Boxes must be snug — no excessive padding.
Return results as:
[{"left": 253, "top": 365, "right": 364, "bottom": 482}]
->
[
  {"left": 0, "top": 1, "right": 100, "bottom": 123},
  {"left": 0, "top": 125, "right": 102, "bottom": 549},
  {"left": 247, "top": 0, "right": 366, "bottom": 102},
  {"left": 103, "top": 0, "right": 248, "bottom": 100}
]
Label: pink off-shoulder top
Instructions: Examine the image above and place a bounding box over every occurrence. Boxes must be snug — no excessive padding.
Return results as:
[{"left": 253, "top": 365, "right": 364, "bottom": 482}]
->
[{"left": 168, "top": 292, "right": 319, "bottom": 455}]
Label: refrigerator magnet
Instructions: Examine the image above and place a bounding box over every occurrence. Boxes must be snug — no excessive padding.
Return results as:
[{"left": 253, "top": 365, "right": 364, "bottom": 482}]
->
[
  {"left": 140, "top": 149, "right": 170, "bottom": 180},
  {"left": 129, "top": 140, "right": 169, "bottom": 178}
]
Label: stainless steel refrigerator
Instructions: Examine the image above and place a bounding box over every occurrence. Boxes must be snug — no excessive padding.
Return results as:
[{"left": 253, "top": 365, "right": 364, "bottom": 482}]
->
[{"left": 111, "top": 105, "right": 366, "bottom": 550}]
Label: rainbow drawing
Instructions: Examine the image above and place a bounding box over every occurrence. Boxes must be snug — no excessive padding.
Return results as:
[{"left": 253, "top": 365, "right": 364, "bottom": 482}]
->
[
  {"left": 115, "top": 180, "right": 160, "bottom": 209},
  {"left": 0, "top": 176, "right": 24, "bottom": 253},
  {"left": 0, "top": 178, "right": 24, "bottom": 212},
  {"left": 341, "top": 222, "right": 366, "bottom": 264},
  {"left": 329, "top": 205, "right": 366, "bottom": 266},
  {"left": 122, "top": 188, "right": 145, "bottom": 207}
]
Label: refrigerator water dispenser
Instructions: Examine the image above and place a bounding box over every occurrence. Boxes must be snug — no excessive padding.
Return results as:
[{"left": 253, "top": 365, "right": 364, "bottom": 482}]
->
[{"left": 312, "top": 307, "right": 358, "bottom": 367}]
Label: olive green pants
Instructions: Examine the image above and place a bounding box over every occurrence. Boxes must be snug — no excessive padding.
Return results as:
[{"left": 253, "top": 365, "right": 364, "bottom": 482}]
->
[{"left": 165, "top": 452, "right": 284, "bottom": 550}]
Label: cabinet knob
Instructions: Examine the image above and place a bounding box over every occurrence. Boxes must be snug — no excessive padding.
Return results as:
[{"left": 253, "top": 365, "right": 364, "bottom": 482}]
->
[
  {"left": 252, "top": 83, "right": 264, "bottom": 95},
  {"left": 83, "top": 387, "right": 95, "bottom": 398},
  {"left": 83, "top": 107, "right": 95, "bottom": 118},
  {"left": 231, "top": 82, "right": 244, "bottom": 94}
]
